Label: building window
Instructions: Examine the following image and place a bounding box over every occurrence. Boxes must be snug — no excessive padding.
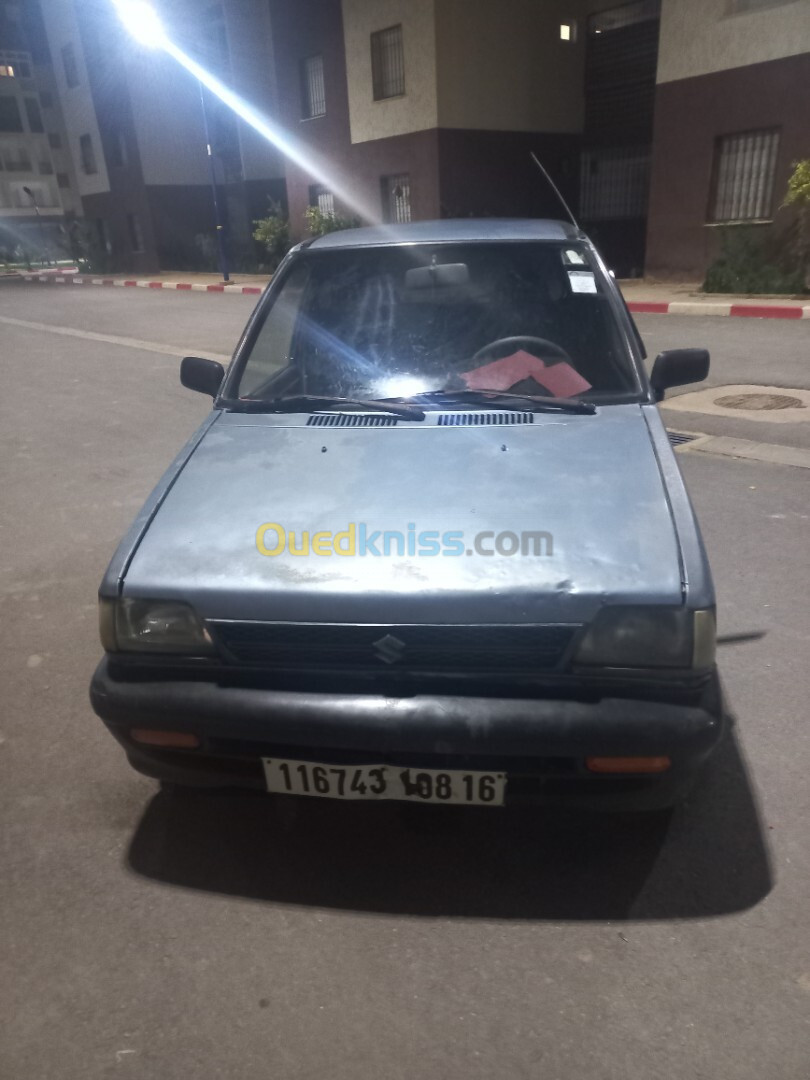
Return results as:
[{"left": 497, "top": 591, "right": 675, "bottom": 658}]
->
[
  {"left": 57, "top": 172, "right": 70, "bottom": 189},
  {"left": 0, "top": 95, "right": 23, "bottom": 132},
  {"left": 0, "top": 64, "right": 15, "bottom": 77},
  {"left": 309, "top": 184, "right": 335, "bottom": 216},
  {"left": 382, "top": 173, "right": 411, "bottom": 223},
  {"left": 3, "top": 146, "right": 32, "bottom": 172},
  {"left": 560, "top": 21, "right": 577, "bottom": 41},
  {"left": 300, "top": 55, "right": 326, "bottom": 119},
  {"left": 127, "top": 213, "right": 145, "bottom": 253},
  {"left": 24, "top": 97, "right": 44, "bottom": 133},
  {"left": 710, "top": 129, "right": 780, "bottom": 223},
  {"left": 108, "top": 129, "right": 128, "bottom": 168},
  {"left": 371, "top": 25, "right": 405, "bottom": 100},
  {"left": 48, "top": 132, "right": 61, "bottom": 149},
  {"left": 79, "top": 133, "right": 97, "bottom": 174},
  {"left": 61, "top": 43, "right": 79, "bottom": 88}
]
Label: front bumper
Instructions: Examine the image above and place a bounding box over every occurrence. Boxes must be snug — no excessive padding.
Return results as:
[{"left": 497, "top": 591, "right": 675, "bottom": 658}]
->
[{"left": 90, "top": 658, "right": 723, "bottom": 810}]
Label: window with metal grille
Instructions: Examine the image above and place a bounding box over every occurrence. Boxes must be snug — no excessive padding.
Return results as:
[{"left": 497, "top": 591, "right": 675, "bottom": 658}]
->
[
  {"left": 371, "top": 25, "right": 405, "bottom": 100},
  {"left": 79, "top": 133, "right": 97, "bottom": 175},
  {"left": 710, "top": 129, "right": 779, "bottom": 223},
  {"left": 300, "top": 55, "right": 325, "bottom": 119},
  {"left": 382, "top": 173, "right": 411, "bottom": 223},
  {"left": 580, "top": 147, "right": 651, "bottom": 220},
  {"left": 309, "top": 184, "right": 335, "bottom": 216},
  {"left": 61, "top": 43, "right": 79, "bottom": 88}
]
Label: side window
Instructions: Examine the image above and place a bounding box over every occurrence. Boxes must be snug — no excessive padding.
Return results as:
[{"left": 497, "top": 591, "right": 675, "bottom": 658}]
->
[{"left": 238, "top": 264, "right": 311, "bottom": 398}]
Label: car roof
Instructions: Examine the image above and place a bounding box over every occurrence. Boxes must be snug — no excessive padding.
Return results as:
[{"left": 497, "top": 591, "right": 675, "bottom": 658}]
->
[{"left": 307, "top": 218, "right": 583, "bottom": 250}]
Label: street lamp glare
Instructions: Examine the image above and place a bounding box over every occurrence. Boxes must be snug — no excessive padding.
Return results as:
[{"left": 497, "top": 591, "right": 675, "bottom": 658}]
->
[{"left": 113, "top": 0, "right": 167, "bottom": 48}]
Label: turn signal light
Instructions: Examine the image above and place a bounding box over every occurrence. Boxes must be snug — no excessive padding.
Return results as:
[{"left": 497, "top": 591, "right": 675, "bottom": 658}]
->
[
  {"left": 130, "top": 729, "right": 200, "bottom": 749},
  {"left": 585, "top": 755, "right": 671, "bottom": 774}
]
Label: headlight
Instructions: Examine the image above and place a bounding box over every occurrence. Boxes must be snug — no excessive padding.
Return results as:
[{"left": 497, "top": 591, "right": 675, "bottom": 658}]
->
[
  {"left": 99, "top": 597, "right": 214, "bottom": 654},
  {"left": 574, "top": 606, "right": 715, "bottom": 670}
]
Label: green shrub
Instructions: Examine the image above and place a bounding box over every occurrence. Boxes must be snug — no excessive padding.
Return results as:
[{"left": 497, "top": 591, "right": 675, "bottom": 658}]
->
[
  {"left": 781, "top": 159, "right": 810, "bottom": 288},
  {"left": 252, "top": 200, "right": 290, "bottom": 270},
  {"left": 303, "top": 205, "right": 359, "bottom": 237},
  {"left": 703, "top": 226, "right": 806, "bottom": 295}
]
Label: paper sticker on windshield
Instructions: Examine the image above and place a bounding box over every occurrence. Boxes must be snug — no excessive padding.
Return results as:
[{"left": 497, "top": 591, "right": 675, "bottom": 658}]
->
[{"left": 568, "top": 271, "right": 597, "bottom": 294}]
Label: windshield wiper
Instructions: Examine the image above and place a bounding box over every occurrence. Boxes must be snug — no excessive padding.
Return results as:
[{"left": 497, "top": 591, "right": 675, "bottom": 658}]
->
[
  {"left": 223, "top": 394, "right": 425, "bottom": 421},
  {"left": 390, "top": 389, "right": 596, "bottom": 415}
]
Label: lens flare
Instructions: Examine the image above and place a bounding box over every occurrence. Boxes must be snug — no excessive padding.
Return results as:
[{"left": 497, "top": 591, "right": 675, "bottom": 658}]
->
[
  {"left": 113, "top": 0, "right": 167, "bottom": 48},
  {"left": 112, "top": 1, "right": 378, "bottom": 223}
]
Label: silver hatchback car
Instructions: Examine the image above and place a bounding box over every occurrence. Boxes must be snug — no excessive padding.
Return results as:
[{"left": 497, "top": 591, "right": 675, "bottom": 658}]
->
[{"left": 91, "top": 219, "right": 721, "bottom": 811}]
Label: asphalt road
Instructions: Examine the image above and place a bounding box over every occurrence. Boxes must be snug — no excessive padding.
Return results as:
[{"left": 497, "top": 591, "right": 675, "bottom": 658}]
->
[{"left": 2, "top": 285, "right": 809, "bottom": 1079}]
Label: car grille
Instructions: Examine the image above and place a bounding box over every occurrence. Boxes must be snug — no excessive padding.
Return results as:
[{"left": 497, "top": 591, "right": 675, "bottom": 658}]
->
[{"left": 208, "top": 622, "right": 579, "bottom": 673}]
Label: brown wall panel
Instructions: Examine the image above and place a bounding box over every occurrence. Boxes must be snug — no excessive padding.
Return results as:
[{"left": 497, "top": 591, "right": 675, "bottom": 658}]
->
[{"left": 646, "top": 54, "right": 810, "bottom": 279}]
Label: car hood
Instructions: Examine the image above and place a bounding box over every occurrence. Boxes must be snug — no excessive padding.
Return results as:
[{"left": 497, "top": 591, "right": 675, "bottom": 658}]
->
[{"left": 122, "top": 406, "right": 683, "bottom": 624}]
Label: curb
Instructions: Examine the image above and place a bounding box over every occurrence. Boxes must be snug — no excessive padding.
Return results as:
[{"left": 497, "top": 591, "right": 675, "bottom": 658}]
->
[
  {"left": 16, "top": 273, "right": 810, "bottom": 315},
  {"left": 19, "top": 273, "right": 265, "bottom": 296},
  {"left": 626, "top": 299, "right": 809, "bottom": 319}
]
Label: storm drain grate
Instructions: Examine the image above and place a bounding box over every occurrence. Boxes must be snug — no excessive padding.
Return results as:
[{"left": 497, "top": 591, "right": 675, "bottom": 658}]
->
[
  {"left": 668, "top": 431, "right": 698, "bottom": 447},
  {"left": 714, "top": 393, "right": 805, "bottom": 411}
]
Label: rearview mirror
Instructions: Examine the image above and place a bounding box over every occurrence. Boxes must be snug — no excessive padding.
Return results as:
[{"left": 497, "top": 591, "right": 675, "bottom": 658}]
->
[
  {"left": 650, "top": 349, "right": 709, "bottom": 401},
  {"left": 405, "top": 263, "right": 470, "bottom": 290},
  {"left": 181, "top": 355, "right": 225, "bottom": 398}
]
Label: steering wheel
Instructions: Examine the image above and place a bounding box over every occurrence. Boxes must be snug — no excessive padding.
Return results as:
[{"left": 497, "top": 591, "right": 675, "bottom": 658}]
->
[{"left": 471, "top": 335, "right": 572, "bottom": 364}]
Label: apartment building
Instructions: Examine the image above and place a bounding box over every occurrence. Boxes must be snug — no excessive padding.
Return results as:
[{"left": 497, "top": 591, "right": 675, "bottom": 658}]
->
[
  {"left": 271, "top": 0, "right": 808, "bottom": 278},
  {"left": 24, "top": 0, "right": 286, "bottom": 273},
  {"left": 646, "top": 0, "right": 810, "bottom": 278},
  {"left": 0, "top": 0, "right": 80, "bottom": 261},
  {"left": 269, "top": 0, "right": 666, "bottom": 274}
]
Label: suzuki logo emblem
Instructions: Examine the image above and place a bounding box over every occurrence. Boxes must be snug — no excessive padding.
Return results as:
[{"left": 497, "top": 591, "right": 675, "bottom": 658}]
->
[{"left": 372, "top": 633, "right": 406, "bottom": 664}]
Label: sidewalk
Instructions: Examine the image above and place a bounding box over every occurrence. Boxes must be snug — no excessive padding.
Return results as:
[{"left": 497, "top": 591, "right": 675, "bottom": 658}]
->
[
  {"left": 13, "top": 268, "right": 810, "bottom": 316},
  {"left": 618, "top": 280, "right": 809, "bottom": 319},
  {"left": 16, "top": 269, "right": 271, "bottom": 295}
]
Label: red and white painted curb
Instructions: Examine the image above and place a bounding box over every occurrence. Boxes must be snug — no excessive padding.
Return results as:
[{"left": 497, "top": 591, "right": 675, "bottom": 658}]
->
[
  {"left": 626, "top": 299, "right": 809, "bottom": 319},
  {"left": 19, "top": 273, "right": 265, "bottom": 295},
  {"left": 17, "top": 272, "right": 810, "bottom": 315}
]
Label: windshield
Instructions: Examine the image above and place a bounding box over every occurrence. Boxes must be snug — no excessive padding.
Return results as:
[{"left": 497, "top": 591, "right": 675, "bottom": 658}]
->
[{"left": 233, "top": 241, "right": 641, "bottom": 405}]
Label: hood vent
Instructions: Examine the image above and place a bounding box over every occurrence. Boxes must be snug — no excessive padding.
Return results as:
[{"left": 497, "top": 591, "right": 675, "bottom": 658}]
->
[
  {"left": 437, "top": 412, "right": 535, "bottom": 426},
  {"left": 307, "top": 414, "right": 399, "bottom": 427}
]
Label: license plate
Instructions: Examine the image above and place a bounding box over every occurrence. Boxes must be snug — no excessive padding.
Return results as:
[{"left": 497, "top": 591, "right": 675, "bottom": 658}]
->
[{"left": 262, "top": 758, "right": 506, "bottom": 807}]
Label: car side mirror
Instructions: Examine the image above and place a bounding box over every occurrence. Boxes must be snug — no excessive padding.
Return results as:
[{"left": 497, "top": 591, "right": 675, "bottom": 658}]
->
[
  {"left": 650, "top": 348, "right": 709, "bottom": 401},
  {"left": 181, "top": 355, "right": 225, "bottom": 398}
]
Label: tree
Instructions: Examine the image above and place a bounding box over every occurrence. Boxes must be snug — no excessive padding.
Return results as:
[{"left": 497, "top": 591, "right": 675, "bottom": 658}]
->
[{"left": 252, "top": 201, "right": 290, "bottom": 271}]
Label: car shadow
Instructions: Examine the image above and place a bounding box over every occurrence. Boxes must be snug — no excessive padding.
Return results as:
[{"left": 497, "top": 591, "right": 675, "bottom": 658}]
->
[{"left": 127, "top": 720, "right": 772, "bottom": 921}]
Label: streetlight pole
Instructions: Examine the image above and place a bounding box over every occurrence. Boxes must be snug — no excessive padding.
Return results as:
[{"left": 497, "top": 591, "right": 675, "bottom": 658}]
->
[{"left": 198, "top": 81, "right": 230, "bottom": 283}]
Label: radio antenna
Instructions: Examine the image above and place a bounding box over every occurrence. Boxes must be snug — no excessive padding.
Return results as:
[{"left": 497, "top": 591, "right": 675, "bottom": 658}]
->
[{"left": 530, "top": 152, "right": 580, "bottom": 231}]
